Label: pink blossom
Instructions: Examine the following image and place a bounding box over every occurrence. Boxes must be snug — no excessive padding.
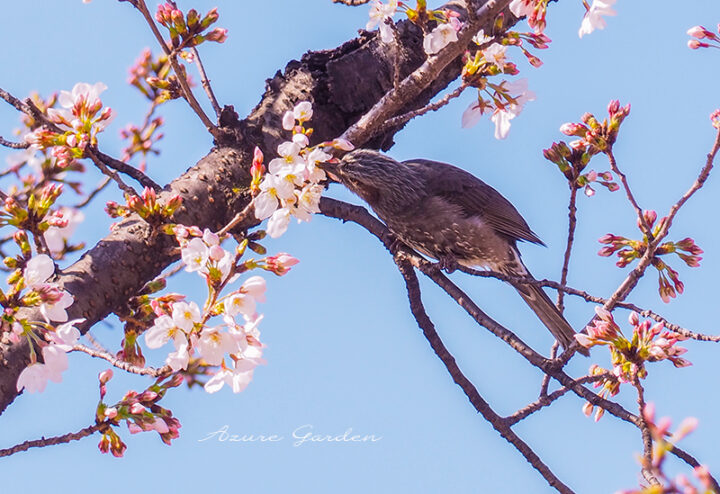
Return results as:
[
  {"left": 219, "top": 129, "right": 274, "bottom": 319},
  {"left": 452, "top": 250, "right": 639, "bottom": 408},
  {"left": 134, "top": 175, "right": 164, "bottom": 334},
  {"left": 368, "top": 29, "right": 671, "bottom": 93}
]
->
[
  {"left": 171, "top": 301, "right": 202, "bottom": 332},
  {"left": 578, "top": 0, "right": 616, "bottom": 38},
  {"left": 366, "top": 0, "right": 398, "bottom": 43},
  {"left": 181, "top": 237, "right": 209, "bottom": 272},
  {"left": 265, "top": 253, "right": 299, "bottom": 276},
  {"left": 267, "top": 207, "right": 292, "bottom": 238},
  {"left": 423, "top": 23, "right": 459, "bottom": 55}
]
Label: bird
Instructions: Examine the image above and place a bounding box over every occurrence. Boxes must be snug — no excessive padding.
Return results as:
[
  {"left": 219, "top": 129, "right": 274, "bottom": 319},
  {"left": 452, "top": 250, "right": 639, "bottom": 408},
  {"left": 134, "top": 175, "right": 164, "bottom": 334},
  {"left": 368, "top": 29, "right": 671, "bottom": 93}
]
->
[{"left": 319, "top": 148, "right": 585, "bottom": 354}]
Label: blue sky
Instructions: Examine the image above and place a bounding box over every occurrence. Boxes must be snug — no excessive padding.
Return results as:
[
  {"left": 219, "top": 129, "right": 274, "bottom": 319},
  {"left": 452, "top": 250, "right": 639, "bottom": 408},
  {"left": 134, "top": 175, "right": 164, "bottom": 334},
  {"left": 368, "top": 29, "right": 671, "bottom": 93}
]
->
[{"left": 1, "top": 1, "right": 720, "bottom": 493}]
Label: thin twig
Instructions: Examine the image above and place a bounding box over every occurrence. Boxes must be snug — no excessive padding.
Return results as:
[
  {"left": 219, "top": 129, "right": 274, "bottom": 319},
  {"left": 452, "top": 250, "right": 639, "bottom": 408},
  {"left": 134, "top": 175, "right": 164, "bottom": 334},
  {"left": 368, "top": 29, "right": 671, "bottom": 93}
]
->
[
  {"left": 0, "top": 136, "right": 29, "bottom": 149},
  {"left": 557, "top": 185, "right": 577, "bottom": 312},
  {"left": 539, "top": 343, "right": 559, "bottom": 398},
  {"left": 458, "top": 267, "right": 720, "bottom": 342},
  {"left": 318, "top": 197, "right": 720, "bottom": 485},
  {"left": 217, "top": 199, "right": 255, "bottom": 236},
  {"left": 72, "top": 344, "right": 171, "bottom": 377},
  {"left": 191, "top": 47, "right": 222, "bottom": 118},
  {"left": 396, "top": 258, "right": 574, "bottom": 494},
  {"left": 607, "top": 148, "right": 653, "bottom": 239},
  {"left": 0, "top": 86, "right": 32, "bottom": 114},
  {"left": 74, "top": 177, "right": 112, "bottom": 209},
  {"left": 0, "top": 422, "right": 109, "bottom": 458},
  {"left": 132, "top": 0, "right": 219, "bottom": 137},
  {"left": 508, "top": 373, "right": 610, "bottom": 426},
  {"left": 378, "top": 83, "right": 469, "bottom": 136},
  {"left": 85, "top": 148, "right": 139, "bottom": 198},
  {"left": 93, "top": 148, "right": 161, "bottom": 191},
  {"left": 631, "top": 376, "right": 661, "bottom": 486},
  {"left": 603, "top": 129, "right": 720, "bottom": 312}
]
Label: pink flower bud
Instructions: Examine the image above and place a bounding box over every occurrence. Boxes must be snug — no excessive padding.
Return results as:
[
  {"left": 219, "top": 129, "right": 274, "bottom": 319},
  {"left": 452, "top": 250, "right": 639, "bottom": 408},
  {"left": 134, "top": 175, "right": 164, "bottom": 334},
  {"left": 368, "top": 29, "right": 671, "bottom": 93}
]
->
[
  {"left": 104, "top": 407, "right": 118, "bottom": 419},
  {"left": 687, "top": 39, "right": 709, "bottom": 49},
  {"left": 99, "top": 369, "right": 114, "bottom": 384},
  {"left": 628, "top": 312, "right": 639, "bottom": 326},
  {"left": 332, "top": 138, "right": 355, "bottom": 151},
  {"left": 129, "top": 403, "right": 145, "bottom": 415},
  {"left": 687, "top": 25, "right": 708, "bottom": 39}
]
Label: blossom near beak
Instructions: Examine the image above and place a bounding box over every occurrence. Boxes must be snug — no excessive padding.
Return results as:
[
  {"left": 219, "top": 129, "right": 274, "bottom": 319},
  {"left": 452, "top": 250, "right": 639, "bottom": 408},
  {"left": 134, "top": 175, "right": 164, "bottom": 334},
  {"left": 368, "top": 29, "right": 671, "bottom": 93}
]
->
[{"left": 317, "top": 159, "right": 341, "bottom": 182}]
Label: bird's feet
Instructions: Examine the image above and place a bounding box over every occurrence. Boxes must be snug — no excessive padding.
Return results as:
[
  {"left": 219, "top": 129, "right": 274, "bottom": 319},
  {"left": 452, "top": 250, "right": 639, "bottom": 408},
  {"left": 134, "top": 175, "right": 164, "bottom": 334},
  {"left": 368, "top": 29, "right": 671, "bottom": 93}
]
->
[{"left": 436, "top": 255, "right": 458, "bottom": 274}]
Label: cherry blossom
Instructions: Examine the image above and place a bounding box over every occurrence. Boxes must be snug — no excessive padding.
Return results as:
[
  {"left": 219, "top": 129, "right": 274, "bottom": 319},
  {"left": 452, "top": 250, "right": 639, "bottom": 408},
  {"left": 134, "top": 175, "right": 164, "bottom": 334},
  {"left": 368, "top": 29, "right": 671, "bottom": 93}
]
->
[
  {"left": 171, "top": 301, "right": 201, "bottom": 332},
  {"left": 144, "top": 314, "right": 186, "bottom": 349},
  {"left": 181, "top": 237, "right": 209, "bottom": 272},
  {"left": 423, "top": 23, "right": 459, "bottom": 55},
  {"left": 16, "top": 319, "right": 83, "bottom": 393},
  {"left": 196, "top": 327, "right": 237, "bottom": 366},
  {"left": 267, "top": 207, "right": 292, "bottom": 238},
  {"left": 578, "top": 0, "right": 617, "bottom": 38},
  {"left": 204, "top": 359, "right": 257, "bottom": 394},
  {"left": 366, "top": 0, "right": 398, "bottom": 44}
]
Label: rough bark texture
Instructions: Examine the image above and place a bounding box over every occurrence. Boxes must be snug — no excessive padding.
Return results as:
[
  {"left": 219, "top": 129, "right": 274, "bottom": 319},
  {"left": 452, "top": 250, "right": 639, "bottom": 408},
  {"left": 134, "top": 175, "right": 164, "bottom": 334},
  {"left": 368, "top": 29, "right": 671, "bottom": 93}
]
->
[{"left": 0, "top": 0, "right": 496, "bottom": 413}]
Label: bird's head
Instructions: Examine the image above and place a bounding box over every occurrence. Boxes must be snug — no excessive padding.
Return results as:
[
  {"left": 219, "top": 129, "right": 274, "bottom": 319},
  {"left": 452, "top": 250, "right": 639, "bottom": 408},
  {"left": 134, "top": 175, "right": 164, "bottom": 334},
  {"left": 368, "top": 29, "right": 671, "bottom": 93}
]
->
[{"left": 318, "top": 149, "right": 420, "bottom": 206}]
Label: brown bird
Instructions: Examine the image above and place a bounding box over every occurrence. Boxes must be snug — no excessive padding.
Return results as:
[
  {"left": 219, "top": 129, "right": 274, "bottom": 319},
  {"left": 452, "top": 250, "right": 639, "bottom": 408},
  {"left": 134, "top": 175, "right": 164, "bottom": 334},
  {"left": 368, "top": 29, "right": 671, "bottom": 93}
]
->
[{"left": 320, "top": 148, "right": 584, "bottom": 354}]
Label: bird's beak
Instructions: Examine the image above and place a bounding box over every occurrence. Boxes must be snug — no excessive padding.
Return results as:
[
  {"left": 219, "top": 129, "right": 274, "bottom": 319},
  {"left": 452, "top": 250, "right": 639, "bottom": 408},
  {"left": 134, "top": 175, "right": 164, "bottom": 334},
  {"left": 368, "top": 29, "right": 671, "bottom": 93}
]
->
[{"left": 317, "top": 158, "right": 341, "bottom": 182}]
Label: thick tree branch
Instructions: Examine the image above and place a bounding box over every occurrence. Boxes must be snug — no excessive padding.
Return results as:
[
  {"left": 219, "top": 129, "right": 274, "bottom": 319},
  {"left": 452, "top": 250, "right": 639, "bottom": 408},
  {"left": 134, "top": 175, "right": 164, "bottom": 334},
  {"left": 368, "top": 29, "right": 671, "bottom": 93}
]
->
[{"left": 0, "top": 0, "right": 510, "bottom": 413}]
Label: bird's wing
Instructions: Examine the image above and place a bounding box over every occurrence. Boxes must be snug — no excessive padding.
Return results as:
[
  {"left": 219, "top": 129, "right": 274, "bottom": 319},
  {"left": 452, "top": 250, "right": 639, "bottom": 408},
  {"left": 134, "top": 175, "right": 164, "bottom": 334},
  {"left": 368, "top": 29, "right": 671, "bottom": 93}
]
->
[{"left": 402, "top": 158, "right": 544, "bottom": 245}]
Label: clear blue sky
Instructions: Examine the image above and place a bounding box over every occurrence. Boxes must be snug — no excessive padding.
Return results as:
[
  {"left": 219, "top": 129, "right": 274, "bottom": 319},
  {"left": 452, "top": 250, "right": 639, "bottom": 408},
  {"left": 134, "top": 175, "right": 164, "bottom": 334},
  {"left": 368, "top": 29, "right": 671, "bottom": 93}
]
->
[{"left": 1, "top": 1, "right": 719, "bottom": 493}]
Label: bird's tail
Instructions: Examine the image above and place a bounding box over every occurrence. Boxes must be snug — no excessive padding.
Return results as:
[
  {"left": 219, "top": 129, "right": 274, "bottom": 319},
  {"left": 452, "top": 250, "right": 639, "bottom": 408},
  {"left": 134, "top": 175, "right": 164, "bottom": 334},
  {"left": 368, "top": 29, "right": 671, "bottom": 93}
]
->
[{"left": 501, "top": 252, "right": 589, "bottom": 356}]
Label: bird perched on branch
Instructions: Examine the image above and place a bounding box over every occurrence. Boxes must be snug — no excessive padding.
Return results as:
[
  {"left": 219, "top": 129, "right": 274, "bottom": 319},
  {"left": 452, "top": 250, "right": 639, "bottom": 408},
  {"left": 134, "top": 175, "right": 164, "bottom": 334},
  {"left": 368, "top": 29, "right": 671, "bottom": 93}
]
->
[{"left": 320, "top": 148, "right": 585, "bottom": 355}]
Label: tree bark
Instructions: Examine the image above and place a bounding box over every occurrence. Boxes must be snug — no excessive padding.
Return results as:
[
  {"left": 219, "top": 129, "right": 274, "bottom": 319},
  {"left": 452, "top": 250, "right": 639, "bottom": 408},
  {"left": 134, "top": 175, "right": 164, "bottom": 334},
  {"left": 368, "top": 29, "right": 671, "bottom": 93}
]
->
[{"left": 0, "top": 0, "right": 505, "bottom": 413}]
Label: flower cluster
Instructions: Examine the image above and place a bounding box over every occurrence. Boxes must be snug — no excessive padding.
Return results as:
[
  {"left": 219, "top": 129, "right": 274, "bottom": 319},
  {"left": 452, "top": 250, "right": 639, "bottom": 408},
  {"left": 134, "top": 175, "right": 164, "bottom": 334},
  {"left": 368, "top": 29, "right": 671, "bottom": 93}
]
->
[
  {"left": 106, "top": 187, "right": 181, "bottom": 226},
  {"left": 618, "top": 404, "right": 711, "bottom": 494},
  {"left": 686, "top": 24, "right": 720, "bottom": 50},
  {"left": 254, "top": 101, "right": 353, "bottom": 238},
  {"left": 577, "top": 308, "right": 690, "bottom": 421},
  {"left": 509, "top": 0, "right": 549, "bottom": 34},
  {"left": 559, "top": 99, "right": 631, "bottom": 154},
  {"left": 543, "top": 142, "right": 619, "bottom": 197},
  {"left": 0, "top": 183, "right": 70, "bottom": 243},
  {"left": 6, "top": 253, "right": 81, "bottom": 393},
  {"left": 127, "top": 48, "right": 172, "bottom": 102},
  {"left": 462, "top": 78, "right": 536, "bottom": 140},
  {"left": 598, "top": 210, "right": 703, "bottom": 302},
  {"left": 134, "top": 225, "right": 299, "bottom": 394},
  {"left": 25, "top": 82, "right": 114, "bottom": 168},
  {"left": 510, "top": 0, "right": 615, "bottom": 38},
  {"left": 366, "top": 0, "right": 398, "bottom": 43},
  {"left": 96, "top": 371, "right": 183, "bottom": 457},
  {"left": 155, "top": 3, "right": 228, "bottom": 50},
  {"left": 15, "top": 318, "right": 84, "bottom": 393},
  {"left": 365, "top": 1, "right": 462, "bottom": 55}
]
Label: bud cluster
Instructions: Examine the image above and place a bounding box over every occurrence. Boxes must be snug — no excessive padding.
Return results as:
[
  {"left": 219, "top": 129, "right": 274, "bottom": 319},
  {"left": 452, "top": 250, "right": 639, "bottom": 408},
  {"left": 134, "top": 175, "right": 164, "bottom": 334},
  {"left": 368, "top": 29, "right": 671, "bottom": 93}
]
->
[
  {"left": 155, "top": 3, "right": 227, "bottom": 51},
  {"left": 686, "top": 24, "right": 720, "bottom": 50},
  {"left": 24, "top": 82, "right": 115, "bottom": 168},
  {"left": 97, "top": 371, "right": 184, "bottom": 457},
  {"left": 598, "top": 210, "right": 703, "bottom": 303},
  {"left": 577, "top": 307, "right": 690, "bottom": 421},
  {"left": 543, "top": 140, "right": 618, "bottom": 196},
  {"left": 105, "top": 187, "right": 182, "bottom": 226}
]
